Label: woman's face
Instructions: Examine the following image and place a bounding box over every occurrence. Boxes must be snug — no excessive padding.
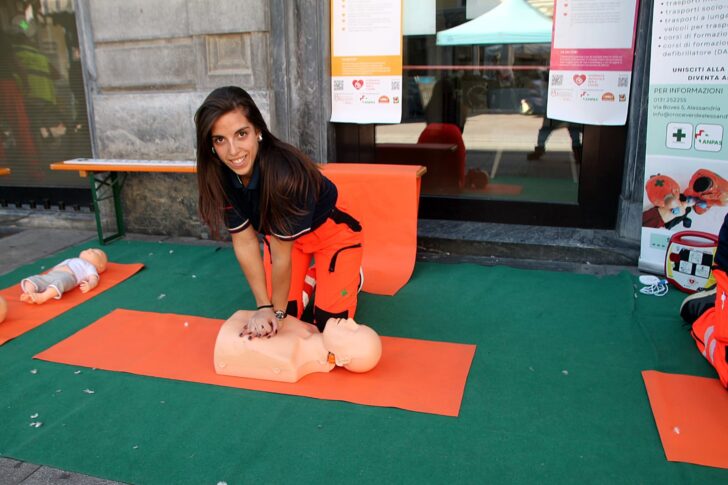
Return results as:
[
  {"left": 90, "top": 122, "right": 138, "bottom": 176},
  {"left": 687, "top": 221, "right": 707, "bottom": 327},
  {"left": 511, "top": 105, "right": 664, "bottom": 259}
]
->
[{"left": 210, "top": 109, "right": 261, "bottom": 183}]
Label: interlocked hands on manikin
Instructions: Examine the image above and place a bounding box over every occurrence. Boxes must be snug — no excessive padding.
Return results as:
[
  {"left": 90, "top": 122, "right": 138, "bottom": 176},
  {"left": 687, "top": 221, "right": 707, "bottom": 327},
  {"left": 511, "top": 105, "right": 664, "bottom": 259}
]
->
[{"left": 241, "top": 307, "right": 280, "bottom": 339}]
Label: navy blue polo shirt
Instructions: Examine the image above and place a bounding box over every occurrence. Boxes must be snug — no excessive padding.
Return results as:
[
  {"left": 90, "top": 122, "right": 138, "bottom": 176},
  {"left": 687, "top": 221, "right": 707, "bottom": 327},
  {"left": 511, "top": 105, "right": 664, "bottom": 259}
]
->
[{"left": 223, "top": 163, "right": 338, "bottom": 240}]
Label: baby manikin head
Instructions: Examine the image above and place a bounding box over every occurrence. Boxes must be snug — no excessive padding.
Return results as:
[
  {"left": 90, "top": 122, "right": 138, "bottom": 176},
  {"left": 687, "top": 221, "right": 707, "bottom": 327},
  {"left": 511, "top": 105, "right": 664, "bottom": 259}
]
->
[
  {"left": 322, "top": 318, "right": 382, "bottom": 373},
  {"left": 80, "top": 248, "right": 108, "bottom": 273}
]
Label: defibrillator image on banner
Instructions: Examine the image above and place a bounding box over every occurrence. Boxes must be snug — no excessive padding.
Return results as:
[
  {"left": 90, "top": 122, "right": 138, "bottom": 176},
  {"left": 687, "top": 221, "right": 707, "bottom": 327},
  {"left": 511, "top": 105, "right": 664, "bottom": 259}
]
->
[{"left": 664, "top": 231, "right": 718, "bottom": 293}]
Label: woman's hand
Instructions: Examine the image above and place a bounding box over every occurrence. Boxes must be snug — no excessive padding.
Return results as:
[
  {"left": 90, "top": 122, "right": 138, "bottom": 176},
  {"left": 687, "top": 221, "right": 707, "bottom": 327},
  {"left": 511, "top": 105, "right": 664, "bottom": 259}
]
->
[{"left": 240, "top": 307, "right": 279, "bottom": 339}]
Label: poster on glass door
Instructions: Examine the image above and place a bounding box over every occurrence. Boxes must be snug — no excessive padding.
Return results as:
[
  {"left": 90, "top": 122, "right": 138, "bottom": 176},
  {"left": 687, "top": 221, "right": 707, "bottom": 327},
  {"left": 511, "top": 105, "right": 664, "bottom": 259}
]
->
[
  {"left": 330, "top": 0, "right": 403, "bottom": 124},
  {"left": 547, "top": 0, "right": 639, "bottom": 125},
  {"left": 638, "top": 0, "right": 728, "bottom": 276}
]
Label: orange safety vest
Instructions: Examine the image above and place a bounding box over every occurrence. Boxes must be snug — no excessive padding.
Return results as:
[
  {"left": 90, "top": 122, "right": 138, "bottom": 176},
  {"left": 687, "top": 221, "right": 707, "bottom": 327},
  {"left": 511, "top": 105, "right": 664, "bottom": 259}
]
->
[{"left": 691, "top": 269, "right": 728, "bottom": 388}]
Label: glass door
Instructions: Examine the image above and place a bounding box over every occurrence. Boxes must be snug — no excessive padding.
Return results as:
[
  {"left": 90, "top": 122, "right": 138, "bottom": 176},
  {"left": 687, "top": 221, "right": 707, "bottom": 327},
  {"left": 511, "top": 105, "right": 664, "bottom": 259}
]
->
[{"left": 335, "top": 0, "right": 627, "bottom": 228}]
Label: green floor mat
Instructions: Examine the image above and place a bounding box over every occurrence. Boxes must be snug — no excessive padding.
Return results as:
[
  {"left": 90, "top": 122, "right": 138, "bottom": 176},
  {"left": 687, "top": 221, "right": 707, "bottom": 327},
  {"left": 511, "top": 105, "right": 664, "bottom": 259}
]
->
[{"left": 0, "top": 240, "right": 725, "bottom": 484}]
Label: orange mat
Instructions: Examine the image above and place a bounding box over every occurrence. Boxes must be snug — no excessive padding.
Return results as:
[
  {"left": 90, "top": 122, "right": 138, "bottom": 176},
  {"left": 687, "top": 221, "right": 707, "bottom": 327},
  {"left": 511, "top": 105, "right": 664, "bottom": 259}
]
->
[
  {"left": 642, "top": 370, "right": 728, "bottom": 469},
  {"left": 322, "top": 163, "right": 422, "bottom": 296},
  {"left": 0, "top": 263, "right": 144, "bottom": 346},
  {"left": 35, "top": 309, "right": 476, "bottom": 416}
]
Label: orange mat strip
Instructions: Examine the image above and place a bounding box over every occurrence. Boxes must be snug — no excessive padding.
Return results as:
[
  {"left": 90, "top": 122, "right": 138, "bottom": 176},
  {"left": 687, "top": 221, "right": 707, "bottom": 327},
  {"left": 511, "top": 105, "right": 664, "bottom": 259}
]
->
[
  {"left": 35, "top": 309, "right": 476, "bottom": 416},
  {"left": 322, "top": 163, "right": 422, "bottom": 296},
  {"left": 0, "top": 263, "right": 144, "bottom": 346},
  {"left": 482, "top": 184, "right": 523, "bottom": 196},
  {"left": 642, "top": 370, "right": 728, "bottom": 469},
  {"left": 462, "top": 184, "right": 523, "bottom": 196}
]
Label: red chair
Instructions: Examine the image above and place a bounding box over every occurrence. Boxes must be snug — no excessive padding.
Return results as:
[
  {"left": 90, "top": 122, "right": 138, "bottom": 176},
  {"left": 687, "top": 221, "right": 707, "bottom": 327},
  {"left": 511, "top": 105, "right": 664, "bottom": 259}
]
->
[{"left": 417, "top": 123, "right": 465, "bottom": 189}]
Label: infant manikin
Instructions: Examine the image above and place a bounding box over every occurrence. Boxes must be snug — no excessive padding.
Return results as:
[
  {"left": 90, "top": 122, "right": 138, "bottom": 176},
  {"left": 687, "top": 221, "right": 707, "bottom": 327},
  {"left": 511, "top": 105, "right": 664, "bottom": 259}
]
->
[
  {"left": 20, "top": 248, "right": 108, "bottom": 304},
  {"left": 214, "top": 311, "right": 382, "bottom": 383}
]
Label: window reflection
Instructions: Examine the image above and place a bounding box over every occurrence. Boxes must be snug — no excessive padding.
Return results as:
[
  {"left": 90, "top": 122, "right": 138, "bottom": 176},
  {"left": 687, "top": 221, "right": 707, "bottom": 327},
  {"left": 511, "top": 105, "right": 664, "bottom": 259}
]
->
[
  {"left": 0, "top": 0, "right": 91, "bottom": 188},
  {"left": 377, "top": 1, "right": 582, "bottom": 204}
]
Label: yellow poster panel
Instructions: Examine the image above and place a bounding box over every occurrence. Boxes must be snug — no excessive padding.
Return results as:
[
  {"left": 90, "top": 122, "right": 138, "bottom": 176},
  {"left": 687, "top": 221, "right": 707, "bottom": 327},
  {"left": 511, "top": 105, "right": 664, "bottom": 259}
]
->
[{"left": 330, "top": 0, "right": 403, "bottom": 123}]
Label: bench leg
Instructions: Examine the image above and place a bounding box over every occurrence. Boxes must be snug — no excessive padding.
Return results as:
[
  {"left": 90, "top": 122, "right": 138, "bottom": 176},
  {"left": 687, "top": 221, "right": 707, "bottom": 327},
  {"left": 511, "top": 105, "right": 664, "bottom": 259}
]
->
[{"left": 89, "top": 172, "right": 126, "bottom": 245}]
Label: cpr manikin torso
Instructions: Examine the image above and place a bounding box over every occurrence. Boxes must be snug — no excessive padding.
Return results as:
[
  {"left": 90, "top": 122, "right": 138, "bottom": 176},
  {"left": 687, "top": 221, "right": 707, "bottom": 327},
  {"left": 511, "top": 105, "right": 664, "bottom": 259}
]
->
[{"left": 214, "top": 311, "right": 382, "bottom": 383}]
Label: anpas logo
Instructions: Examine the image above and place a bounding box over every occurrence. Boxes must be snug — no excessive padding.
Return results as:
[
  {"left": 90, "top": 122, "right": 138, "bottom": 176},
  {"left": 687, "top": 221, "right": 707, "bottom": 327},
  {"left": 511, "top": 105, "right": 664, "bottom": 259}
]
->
[
  {"left": 359, "top": 95, "right": 375, "bottom": 104},
  {"left": 694, "top": 124, "right": 724, "bottom": 152},
  {"left": 579, "top": 91, "right": 598, "bottom": 101}
]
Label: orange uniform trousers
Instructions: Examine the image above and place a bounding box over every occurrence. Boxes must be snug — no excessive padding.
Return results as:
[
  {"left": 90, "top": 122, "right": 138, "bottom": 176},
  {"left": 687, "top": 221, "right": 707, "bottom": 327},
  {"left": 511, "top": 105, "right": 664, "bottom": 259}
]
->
[
  {"left": 691, "top": 269, "right": 728, "bottom": 388},
  {"left": 264, "top": 206, "right": 363, "bottom": 330}
]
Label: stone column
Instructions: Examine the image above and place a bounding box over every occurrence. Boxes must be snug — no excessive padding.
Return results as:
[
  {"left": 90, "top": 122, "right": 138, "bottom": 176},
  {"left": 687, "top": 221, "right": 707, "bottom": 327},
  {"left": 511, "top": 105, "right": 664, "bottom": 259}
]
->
[
  {"left": 270, "top": 0, "right": 333, "bottom": 163},
  {"left": 616, "top": 0, "right": 653, "bottom": 241}
]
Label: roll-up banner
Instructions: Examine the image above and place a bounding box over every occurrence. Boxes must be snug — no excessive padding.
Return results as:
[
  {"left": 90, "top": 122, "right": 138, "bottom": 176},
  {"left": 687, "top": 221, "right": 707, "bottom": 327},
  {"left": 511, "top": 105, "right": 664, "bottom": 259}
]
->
[{"left": 639, "top": 0, "right": 728, "bottom": 275}]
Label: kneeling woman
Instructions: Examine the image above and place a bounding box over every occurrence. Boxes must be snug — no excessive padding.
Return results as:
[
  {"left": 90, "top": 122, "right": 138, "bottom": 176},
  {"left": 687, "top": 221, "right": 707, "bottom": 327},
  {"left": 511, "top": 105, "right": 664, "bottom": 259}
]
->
[{"left": 195, "top": 86, "right": 363, "bottom": 338}]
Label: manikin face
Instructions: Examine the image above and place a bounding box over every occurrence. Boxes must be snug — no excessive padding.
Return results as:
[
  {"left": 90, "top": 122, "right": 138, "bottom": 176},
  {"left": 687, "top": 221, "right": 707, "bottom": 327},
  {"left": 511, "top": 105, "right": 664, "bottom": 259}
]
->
[
  {"left": 322, "top": 318, "right": 382, "bottom": 373},
  {"left": 210, "top": 109, "right": 261, "bottom": 184},
  {"left": 80, "top": 248, "right": 108, "bottom": 273}
]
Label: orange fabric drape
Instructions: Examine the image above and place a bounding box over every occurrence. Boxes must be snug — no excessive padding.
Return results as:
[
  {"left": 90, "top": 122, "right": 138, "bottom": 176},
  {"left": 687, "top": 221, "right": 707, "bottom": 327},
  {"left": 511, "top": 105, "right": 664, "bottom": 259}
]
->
[{"left": 321, "top": 163, "right": 422, "bottom": 296}]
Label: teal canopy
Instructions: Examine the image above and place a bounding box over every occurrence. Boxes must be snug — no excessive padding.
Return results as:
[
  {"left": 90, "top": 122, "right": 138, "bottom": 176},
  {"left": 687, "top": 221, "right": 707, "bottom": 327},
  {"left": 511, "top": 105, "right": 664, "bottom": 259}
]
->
[{"left": 436, "top": 0, "right": 552, "bottom": 46}]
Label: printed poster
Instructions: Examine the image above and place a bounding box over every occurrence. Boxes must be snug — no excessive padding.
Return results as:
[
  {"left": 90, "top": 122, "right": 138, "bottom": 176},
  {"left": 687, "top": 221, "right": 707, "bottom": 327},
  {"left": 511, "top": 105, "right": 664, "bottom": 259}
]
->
[
  {"left": 330, "top": 0, "right": 403, "bottom": 123},
  {"left": 638, "top": 0, "right": 728, "bottom": 275},
  {"left": 547, "top": 0, "right": 639, "bottom": 125}
]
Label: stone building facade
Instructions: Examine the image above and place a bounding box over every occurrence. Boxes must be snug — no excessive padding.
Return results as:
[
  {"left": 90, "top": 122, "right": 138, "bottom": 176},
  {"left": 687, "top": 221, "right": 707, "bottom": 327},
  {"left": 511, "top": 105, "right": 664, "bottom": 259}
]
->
[
  {"left": 74, "top": 0, "right": 648, "bottom": 242},
  {"left": 75, "top": 0, "right": 330, "bottom": 237}
]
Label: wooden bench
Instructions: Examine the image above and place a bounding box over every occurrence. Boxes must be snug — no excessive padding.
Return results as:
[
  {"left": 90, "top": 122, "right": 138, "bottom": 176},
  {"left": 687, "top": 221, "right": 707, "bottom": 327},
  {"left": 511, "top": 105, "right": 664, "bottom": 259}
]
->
[{"left": 51, "top": 158, "right": 196, "bottom": 243}]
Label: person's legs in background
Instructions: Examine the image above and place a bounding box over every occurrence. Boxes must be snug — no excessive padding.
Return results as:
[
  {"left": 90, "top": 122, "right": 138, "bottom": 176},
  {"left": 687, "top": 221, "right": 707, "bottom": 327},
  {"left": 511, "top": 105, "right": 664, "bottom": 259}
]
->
[
  {"left": 527, "top": 117, "right": 553, "bottom": 160},
  {"left": 567, "top": 124, "right": 583, "bottom": 164}
]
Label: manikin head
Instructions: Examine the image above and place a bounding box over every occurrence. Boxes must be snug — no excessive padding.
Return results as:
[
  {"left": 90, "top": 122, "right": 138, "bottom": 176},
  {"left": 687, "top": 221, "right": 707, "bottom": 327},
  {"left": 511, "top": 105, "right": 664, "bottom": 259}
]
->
[
  {"left": 80, "top": 248, "right": 108, "bottom": 273},
  {"left": 322, "top": 318, "right": 382, "bottom": 373},
  {"left": 0, "top": 295, "right": 7, "bottom": 323}
]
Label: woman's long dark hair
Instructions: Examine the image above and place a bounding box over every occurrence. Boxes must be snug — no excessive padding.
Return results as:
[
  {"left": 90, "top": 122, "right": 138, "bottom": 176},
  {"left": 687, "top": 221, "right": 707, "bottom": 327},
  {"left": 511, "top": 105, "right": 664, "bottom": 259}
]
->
[{"left": 195, "top": 86, "right": 324, "bottom": 237}]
